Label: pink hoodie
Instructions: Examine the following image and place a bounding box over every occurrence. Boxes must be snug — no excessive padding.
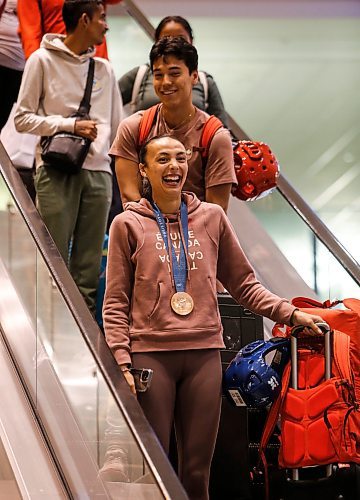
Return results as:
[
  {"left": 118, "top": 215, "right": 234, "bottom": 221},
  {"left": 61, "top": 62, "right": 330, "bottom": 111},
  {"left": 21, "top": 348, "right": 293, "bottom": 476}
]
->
[{"left": 103, "top": 193, "right": 296, "bottom": 366}]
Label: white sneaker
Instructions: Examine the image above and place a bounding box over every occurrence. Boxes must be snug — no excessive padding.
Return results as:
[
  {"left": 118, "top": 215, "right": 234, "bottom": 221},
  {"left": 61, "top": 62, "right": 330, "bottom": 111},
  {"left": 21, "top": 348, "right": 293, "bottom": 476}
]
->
[{"left": 99, "top": 448, "right": 130, "bottom": 483}]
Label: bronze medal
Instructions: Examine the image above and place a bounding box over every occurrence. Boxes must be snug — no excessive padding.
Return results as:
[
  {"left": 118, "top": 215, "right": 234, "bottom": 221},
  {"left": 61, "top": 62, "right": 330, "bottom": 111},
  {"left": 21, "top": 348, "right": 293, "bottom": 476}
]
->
[{"left": 171, "top": 292, "right": 194, "bottom": 316}]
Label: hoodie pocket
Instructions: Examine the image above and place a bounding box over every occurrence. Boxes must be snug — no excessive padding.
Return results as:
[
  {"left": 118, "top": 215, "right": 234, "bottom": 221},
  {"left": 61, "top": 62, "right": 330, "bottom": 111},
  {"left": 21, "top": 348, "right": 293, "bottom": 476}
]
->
[{"left": 148, "top": 281, "right": 164, "bottom": 321}]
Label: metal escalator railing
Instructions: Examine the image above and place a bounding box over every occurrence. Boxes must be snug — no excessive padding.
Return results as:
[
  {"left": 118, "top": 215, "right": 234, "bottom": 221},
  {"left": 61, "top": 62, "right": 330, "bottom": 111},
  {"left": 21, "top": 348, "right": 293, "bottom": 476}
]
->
[
  {"left": 121, "top": 0, "right": 360, "bottom": 289},
  {"left": 0, "top": 140, "right": 188, "bottom": 499}
]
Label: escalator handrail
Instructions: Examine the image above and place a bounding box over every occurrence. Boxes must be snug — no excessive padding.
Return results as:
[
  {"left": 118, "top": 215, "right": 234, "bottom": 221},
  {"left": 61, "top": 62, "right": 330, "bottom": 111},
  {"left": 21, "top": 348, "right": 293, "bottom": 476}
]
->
[
  {"left": 0, "top": 141, "right": 188, "bottom": 500},
  {"left": 118, "top": 2, "right": 360, "bottom": 287}
]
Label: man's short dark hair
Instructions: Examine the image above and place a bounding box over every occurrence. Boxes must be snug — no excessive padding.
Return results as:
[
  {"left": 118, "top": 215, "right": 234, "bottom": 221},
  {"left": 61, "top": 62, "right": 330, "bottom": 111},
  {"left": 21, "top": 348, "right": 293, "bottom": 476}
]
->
[
  {"left": 62, "top": 0, "right": 103, "bottom": 33},
  {"left": 149, "top": 37, "right": 198, "bottom": 75}
]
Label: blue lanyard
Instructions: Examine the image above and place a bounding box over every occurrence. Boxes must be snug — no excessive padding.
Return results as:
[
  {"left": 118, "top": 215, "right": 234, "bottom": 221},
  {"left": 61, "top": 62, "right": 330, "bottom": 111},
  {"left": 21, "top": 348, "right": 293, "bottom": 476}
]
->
[{"left": 152, "top": 201, "right": 189, "bottom": 292}]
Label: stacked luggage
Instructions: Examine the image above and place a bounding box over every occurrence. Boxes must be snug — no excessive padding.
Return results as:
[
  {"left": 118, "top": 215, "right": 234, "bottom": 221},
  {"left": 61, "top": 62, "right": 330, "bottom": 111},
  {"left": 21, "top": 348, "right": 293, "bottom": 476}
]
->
[{"left": 224, "top": 297, "right": 360, "bottom": 499}]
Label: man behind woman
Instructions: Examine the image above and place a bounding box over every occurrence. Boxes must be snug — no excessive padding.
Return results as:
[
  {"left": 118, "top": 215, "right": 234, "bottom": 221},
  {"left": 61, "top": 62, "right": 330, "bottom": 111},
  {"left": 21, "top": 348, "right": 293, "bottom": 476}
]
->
[
  {"left": 119, "top": 15, "right": 229, "bottom": 127},
  {"left": 111, "top": 36, "right": 235, "bottom": 212}
]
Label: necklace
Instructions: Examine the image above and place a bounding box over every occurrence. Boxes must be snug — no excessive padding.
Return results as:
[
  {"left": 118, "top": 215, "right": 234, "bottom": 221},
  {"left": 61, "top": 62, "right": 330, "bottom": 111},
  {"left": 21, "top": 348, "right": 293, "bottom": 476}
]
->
[{"left": 161, "top": 107, "right": 195, "bottom": 134}]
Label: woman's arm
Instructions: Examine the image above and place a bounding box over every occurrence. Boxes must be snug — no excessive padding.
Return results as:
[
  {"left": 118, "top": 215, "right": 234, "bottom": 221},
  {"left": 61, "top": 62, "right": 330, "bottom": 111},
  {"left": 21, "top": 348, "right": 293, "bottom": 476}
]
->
[
  {"left": 214, "top": 210, "right": 298, "bottom": 325},
  {"left": 103, "top": 216, "right": 135, "bottom": 366}
]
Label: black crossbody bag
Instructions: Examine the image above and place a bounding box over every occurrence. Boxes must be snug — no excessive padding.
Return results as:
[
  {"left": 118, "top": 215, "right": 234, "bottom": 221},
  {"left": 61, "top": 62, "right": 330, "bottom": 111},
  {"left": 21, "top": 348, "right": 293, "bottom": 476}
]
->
[{"left": 41, "top": 58, "right": 95, "bottom": 175}]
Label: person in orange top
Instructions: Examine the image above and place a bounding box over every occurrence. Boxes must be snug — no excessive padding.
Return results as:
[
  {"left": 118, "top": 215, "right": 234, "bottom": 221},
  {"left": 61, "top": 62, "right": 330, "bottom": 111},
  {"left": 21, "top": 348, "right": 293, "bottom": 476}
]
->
[{"left": 17, "top": 0, "right": 121, "bottom": 60}]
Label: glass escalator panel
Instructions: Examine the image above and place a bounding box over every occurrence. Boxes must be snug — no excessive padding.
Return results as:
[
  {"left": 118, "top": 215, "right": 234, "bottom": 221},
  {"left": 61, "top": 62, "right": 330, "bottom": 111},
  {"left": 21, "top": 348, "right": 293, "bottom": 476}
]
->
[
  {"left": 247, "top": 188, "right": 359, "bottom": 298},
  {"left": 0, "top": 167, "right": 167, "bottom": 499}
]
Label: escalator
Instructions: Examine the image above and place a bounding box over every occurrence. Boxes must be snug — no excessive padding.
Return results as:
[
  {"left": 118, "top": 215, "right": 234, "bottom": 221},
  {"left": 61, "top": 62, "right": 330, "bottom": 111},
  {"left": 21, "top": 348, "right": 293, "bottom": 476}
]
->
[
  {"left": 0, "top": 142, "right": 187, "bottom": 498},
  {"left": 0, "top": 2, "right": 359, "bottom": 498}
]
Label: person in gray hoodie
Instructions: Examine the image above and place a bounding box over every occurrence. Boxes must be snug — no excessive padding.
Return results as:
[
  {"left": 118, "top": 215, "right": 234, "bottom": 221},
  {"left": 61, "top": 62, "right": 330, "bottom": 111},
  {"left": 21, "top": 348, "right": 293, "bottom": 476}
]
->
[
  {"left": 103, "top": 135, "right": 324, "bottom": 499},
  {"left": 14, "top": 0, "right": 122, "bottom": 312}
]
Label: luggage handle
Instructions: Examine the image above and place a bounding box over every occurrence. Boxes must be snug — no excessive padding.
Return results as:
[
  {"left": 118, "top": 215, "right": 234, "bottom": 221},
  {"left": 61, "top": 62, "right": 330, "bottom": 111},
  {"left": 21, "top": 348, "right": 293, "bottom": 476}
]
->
[
  {"left": 290, "top": 322, "right": 331, "bottom": 390},
  {"left": 290, "top": 321, "right": 330, "bottom": 339},
  {"left": 290, "top": 322, "right": 332, "bottom": 480}
]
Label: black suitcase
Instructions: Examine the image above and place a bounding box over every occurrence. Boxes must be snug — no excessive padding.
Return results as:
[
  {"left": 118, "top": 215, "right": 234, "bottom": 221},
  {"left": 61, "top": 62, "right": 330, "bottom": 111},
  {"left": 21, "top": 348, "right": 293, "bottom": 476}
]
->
[{"left": 209, "top": 294, "right": 264, "bottom": 500}]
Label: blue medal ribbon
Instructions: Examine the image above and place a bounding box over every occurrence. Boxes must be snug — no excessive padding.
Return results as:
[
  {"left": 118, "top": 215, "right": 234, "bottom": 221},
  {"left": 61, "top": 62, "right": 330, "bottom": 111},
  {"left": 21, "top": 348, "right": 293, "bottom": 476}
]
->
[{"left": 152, "top": 201, "right": 189, "bottom": 293}]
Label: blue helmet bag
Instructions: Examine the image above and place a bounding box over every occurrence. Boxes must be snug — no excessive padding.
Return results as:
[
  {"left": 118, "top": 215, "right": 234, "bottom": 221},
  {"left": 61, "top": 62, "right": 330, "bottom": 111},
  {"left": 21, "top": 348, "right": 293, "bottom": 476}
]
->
[{"left": 223, "top": 337, "right": 290, "bottom": 408}]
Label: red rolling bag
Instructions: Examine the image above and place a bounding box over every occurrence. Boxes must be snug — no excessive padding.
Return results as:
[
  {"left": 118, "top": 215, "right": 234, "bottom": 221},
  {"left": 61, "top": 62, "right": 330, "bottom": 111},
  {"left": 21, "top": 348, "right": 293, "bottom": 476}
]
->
[{"left": 259, "top": 302, "right": 360, "bottom": 499}]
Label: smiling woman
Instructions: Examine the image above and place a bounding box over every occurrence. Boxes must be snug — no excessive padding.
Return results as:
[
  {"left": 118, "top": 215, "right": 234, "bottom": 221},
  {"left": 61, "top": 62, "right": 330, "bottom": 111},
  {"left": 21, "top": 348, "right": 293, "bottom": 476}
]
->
[
  {"left": 139, "top": 135, "right": 189, "bottom": 213},
  {"left": 103, "top": 134, "right": 325, "bottom": 500}
]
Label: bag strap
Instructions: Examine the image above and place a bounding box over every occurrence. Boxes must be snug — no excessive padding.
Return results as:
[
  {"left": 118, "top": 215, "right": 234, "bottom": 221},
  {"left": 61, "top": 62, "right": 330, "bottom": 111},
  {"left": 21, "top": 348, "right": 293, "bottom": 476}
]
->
[
  {"left": 291, "top": 296, "right": 342, "bottom": 309},
  {"left": 130, "top": 64, "right": 149, "bottom": 114},
  {"left": 258, "top": 361, "right": 291, "bottom": 500},
  {"left": 138, "top": 106, "right": 222, "bottom": 164},
  {"left": 199, "top": 115, "right": 222, "bottom": 158},
  {"left": 333, "top": 330, "right": 351, "bottom": 382},
  {"left": 272, "top": 323, "right": 288, "bottom": 337},
  {"left": 138, "top": 104, "right": 160, "bottom": 147},
  {"left": 78, "top": 58, "right": 95, "bottom": 117},
  {"left": 198, "top": 71, "right": 209, "bottom": 110}
]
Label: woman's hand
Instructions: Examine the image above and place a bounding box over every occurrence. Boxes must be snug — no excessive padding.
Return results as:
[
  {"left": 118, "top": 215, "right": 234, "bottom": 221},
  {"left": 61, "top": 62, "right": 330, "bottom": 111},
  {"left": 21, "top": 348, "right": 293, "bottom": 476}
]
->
[
  {"left": 291, "top": 309, "right": 325, "bottom": 335},
  {"left": 120, "top": 365, "right": 136, "bottom": 395}
]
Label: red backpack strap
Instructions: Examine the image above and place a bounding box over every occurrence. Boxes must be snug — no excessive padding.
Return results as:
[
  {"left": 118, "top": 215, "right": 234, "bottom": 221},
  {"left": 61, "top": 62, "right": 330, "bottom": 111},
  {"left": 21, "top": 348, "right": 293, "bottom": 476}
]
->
[
  {"left": 199, "top": 115, "right": 223, "bottom": 158},
  {"left": 291, "top": 296, "right": 342, "bottom": 309},
  {"left": 138, "top": 104, "right": 160, "bottom": 147},
  {"left": 272, "top": 323, "right": 289, "bottom": 338},
  {"left": 258, "top": 361, "right": 291, "bottom": 500},
  {"left": 333, "top": 330, "right": 351, "bottom": 382},
  {"left": 292, "top": 297, "right": 325, "bottom": 308}
]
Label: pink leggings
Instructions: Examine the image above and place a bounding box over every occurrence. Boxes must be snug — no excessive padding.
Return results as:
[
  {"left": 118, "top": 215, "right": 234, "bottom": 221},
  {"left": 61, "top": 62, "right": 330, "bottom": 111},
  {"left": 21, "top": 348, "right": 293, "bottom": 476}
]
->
[{"left": 132, "top": 349, "right": 222, "bottom": 500}]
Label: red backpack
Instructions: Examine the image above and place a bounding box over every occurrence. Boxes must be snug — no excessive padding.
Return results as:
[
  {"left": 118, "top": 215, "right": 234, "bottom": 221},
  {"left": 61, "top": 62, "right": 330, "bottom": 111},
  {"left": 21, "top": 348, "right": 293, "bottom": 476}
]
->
[
  {"left": 138, "top": 105, "right": 283, "bottom": 202},
  {"left": 138, "top": 104, "right": 223, "bottom": 159},
  {"left": 259, "top": 298, "right": 360, "bottom": 498},
  {"left": 272, "top": 297, "right": 360, "bottom": 398}
]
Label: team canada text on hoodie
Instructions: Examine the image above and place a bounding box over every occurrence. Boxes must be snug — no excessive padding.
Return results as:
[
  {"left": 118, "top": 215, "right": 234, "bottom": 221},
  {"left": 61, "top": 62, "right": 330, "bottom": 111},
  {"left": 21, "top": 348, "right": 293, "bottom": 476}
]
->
[
  {"left": 14, "top": 34, "right": 122, "bottom": 173},
  {"left": 103, "top": 193, "right": 296, "bottom": 366}
]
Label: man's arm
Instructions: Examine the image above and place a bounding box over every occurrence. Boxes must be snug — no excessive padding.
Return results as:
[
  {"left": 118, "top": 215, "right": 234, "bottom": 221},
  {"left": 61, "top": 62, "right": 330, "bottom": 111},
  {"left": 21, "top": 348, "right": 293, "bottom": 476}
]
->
[
  {"left": 206, "top": 183, "right": 232, "bottom": 213},
  {"left": 115, "top": 157, "right": 141, "bottom": 203},
  {"left": 14, "top": 54, "right": 76, "bottom": 136},
  {"left": 205, "top": 128, "right": 236, "bottom": 212}
]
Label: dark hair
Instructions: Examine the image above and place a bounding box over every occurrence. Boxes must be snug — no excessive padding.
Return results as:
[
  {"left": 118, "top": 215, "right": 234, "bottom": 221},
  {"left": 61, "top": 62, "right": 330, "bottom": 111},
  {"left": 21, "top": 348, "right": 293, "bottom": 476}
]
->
[
  {"left": 62, "top": 0, "right": 103, "bottom": 32},
  {"left": 139, "top": 138, "right": 155, "bottom": 201},
  {"left": 154, "top": 16, "right": 194, "bottom": 43},
  {"left": 149, "top": 36, "right": 198, "bottom": 74},
  {"left": 139, "top": 135, "right": 184, "bottom": 201}
]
